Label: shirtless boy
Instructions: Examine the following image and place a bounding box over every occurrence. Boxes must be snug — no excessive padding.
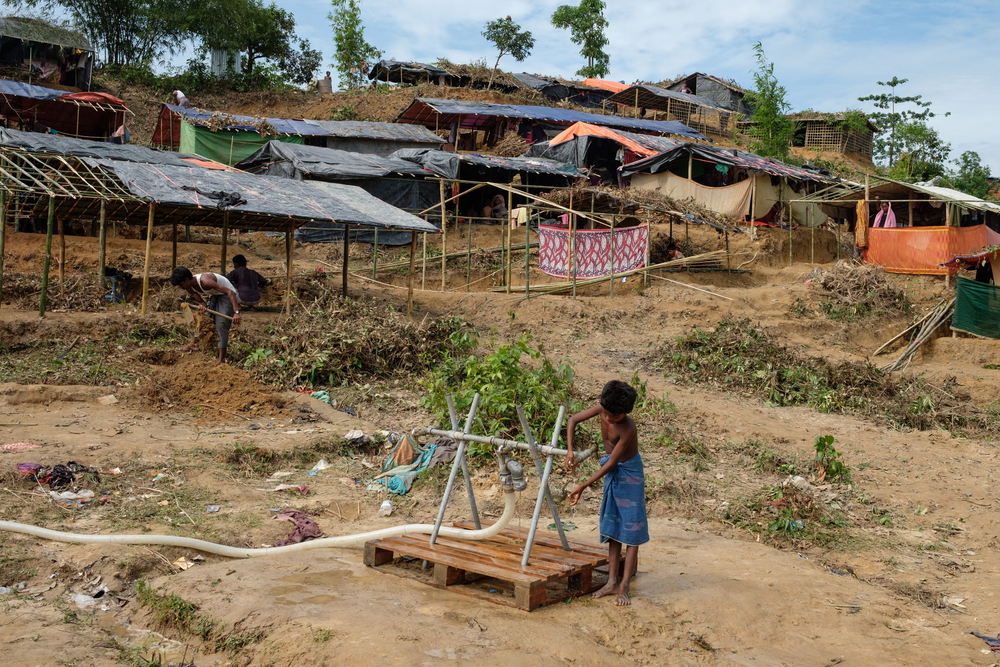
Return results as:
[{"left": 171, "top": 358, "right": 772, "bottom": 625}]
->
[{"left": 567, "top": 380, "right": 649, "bottom": 606}]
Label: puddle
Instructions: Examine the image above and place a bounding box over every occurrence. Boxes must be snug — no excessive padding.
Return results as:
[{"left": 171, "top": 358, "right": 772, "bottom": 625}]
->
[
  {"left": 268, "top": 569, "right": 355, "bottom": 605},
  {"left": 267, "top": 584, "right": 306, "bottom": 596}
]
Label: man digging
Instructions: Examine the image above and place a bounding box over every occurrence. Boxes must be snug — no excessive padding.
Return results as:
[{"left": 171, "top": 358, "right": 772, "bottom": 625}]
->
[{"left": 171, "top": 267, "right": 242, "bottom": 365}]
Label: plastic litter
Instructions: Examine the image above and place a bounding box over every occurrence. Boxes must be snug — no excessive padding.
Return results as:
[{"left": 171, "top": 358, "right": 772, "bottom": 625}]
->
[
  {"left": 378, "top": 500, "right": 393, "bottom": 516},
  {"left": 206, "top": 505, "right": 220, "bottom": 513},
  {"left": 50, "top": 490, "right": 95, "bottom": 509},
  {"left": 0, "top": 582, "right": 27, "bottom": 595},
  {"left": 311, "top": 459, "right": 331, "bottom": 472}
]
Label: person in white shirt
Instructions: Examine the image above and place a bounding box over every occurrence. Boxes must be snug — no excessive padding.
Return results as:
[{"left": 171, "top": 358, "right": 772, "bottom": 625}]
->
[
  {"left": 170, "top": 267, "right": 242, "bottom": 364},
  {"left": 171, "top": 90, "right": 191, "bottom": 108}
]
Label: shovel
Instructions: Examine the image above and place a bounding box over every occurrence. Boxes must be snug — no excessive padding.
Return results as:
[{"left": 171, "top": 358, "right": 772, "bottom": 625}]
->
[{"left": 180, "top": 302, "right": 234, "bottom": 324}]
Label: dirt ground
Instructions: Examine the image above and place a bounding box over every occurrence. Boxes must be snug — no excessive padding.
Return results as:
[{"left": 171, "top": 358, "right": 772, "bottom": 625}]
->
[{"left": 2, "top": 221, "right": 999, "bottom": 667}]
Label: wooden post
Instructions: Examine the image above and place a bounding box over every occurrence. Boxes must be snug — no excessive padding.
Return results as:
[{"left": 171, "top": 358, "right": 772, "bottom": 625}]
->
[
  {"left": 688, "top": 153, "right": 693, "bottom": 180},
  {"left": 809, "top": 207, "right": 814, "bottom": 264},
  {"left": 421, "top": 230, "right": 427, "bottom": 291},
  {"left": 524, "top": 206, "right": 530, "bottom": 298},
  {"left": 407, "top": 231, "right": 416, "bottom": 315},
  {"left": 908, "top": 200, "right": 913, "bottom": 228},
  {"left": 171, "top": 221, "right": 177, "bottom": 270},
  {"left": 57, "top": 214, "right": 65, "bottom": 284},
  {"left": 609, "top": 215, "right": 616, "bottom": 297},
  {"left": 286, "top": 222, "right": 294, "bottom": 312},
  {"left": 634, "top": 88, "right": 639, "bottom": 118},
  {"left": 372, "top": 227, "right": 378, "bottom": 279},
  {"left": 506, "top": 188, "right": 514, "bottom": 293},
  {"left": 39, "top": 197, "right": 54, "bottom": 317},
  {"left": 0, "top": 191, "right": 5, "bottom": 310},
  {"left": 185, "top": 224, "right": 190, "bottom": 243},
  {"left": 782, "top": 178, "right": 791, "bottom": 267},
  {"left": 342, "top": 223, "right": 349, "bottom": 298},
  {"left": 465, "top": 216, "right": 472, "bottom": 291},
  {"left": 726, "top": 230, "right": 731, "bottom": 272},
  {"left": 141, "top": 202, "right": 155, "bottom": 314},
  {"left": 220, "top": 210, "right": 229, "bottom": 273},
  {"left": 440, "top": 179, "right": 447, "bottom": 290},
  {"left": 97, "top": 200, "right": 106, "bottom": 288},
  {"left": 570, "top": 202, "right": 578, "bottom": 299}
]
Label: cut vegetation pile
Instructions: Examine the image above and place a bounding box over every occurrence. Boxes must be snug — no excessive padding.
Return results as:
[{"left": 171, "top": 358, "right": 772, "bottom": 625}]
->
[
  {"left": 657, "top": 317, "right": 997, "bottom": 436},
  {"left": 238, "top": 280, "right": 462, "bottom": 388},
  {"left": 1, "top": 271, "right": 107, "bottom": 311},
  {"left": 816, "top": 261, "right": 911, "bottom": 320}
]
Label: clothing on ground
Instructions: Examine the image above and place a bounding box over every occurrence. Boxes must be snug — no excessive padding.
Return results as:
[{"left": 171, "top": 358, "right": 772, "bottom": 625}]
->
[
  {"left": 598, "top": 452, "right": 649, "bottom": 546},
  {"left": 426, "top": 437, "right": 459, "bottom": 469},
  {"left": 273, "top": 509, "right": 323, "bottom": 546},
  {"left": 226, "top": 266, "right": 268, "bottom": 305},
  {"left": 194, "top": 273, "right": 236, "bottom": 297},
  {"left": 208, "top": 294, "right": 234, "bottom": 349}
]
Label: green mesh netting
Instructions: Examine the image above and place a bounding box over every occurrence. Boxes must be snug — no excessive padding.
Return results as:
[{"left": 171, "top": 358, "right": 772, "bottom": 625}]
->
[{"left": 952, "top": 276, "right": 1000, "bottom": 339}]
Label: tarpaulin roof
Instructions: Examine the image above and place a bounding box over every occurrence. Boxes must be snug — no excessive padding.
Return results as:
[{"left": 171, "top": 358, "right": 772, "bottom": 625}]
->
[
  {"left": 0, "top": 126, "right": 223, "bottom": 168},
  {"left": 369, "top": 59, "right": 453, "bottom": 83},
  {"left": 550, "top": 122, "right": 659, "bottom": 157},
  {"left": 620, "top": 143, "right": 837, "bottom": 183},
  {"left": 512, "top": 72, "right": 562, "bottom": 91},
  {"left": 304, "top": 119, "right": 443, "bottom": 143},
  {"left": 238, "top": 141, "right": 582, "bottom": 181},
  {"left": 159, "top": 104, "right": 330, "bottom": 136},
  {"left": 0, "top": 79, "right": 126, "bottom": 138},
  {"left": 83, "top": 158, "right": 439, "bottom": 233},
  {"left": 607, "top": 84, "right": 732, "bottom": 112},
  {"left": 395, "top": 98, "right": 709, "bottom": 140},
  {"left": 0, "top": 17, "right": 92, "bottom": 51},
  {"left": 582, "top": 79, "right": 629, "bottom": 93},
  {"left": 828, "top": 175, "right": 1000, "bottom": 214},
  {"left": 237, "top": 141, "right": 435, "bottom": 180}
]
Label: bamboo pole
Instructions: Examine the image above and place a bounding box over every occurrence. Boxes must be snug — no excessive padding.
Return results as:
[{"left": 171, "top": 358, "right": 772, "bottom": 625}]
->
[
  {"left": 725, "top": 230, "right": 731, "bottom": 272},
  {"left": 609, "top": 215, "right": 616, "bottom": 297},
  {"left": 0, "top": 192, "right": 5, "bottom": 310},
  {"left": 566, "top": 191, "right": 574, "bottom": 279},
  {"left": 286, "top": 223, "right": 294, "bottom": 313},
  {"left": 407, "top": 231, "right": 416, "bottom": 315},
  {"left": 185, "top": 224, "right": 190, "bottom": 243},
  {"left": 506, "top": 188, "right": 514, "bottom": 293},
  {"left": 220, "top": 210, "right": 229, "bottom": 273},
  {"left": 809, "top": 207, "right": 814, "bottom": 264},
  {"left": 524, "top": 206, "right": 530, "bottom": 298},
  {"left": 342, "top": 223, "right": 349, "bottom": 298},
  {"left": 57, "top": 214, "right": 65, "bottom": 284},
  {"left": 39, "top": 197, "right": 54, "bottom": 317},
  {"left": 440, "top": 179, "right": 447, "bottom": 291},
  {"left": 465, "top": 216, "right": 472, "bottom": 291},
  {"left": 97, "top": 200, "right": 106, "bottom": 288},
  {"left": 171, "top": 221, "right": 177, "bottom": 270},
  {"left": 372, "top": 227, "right": 378, "bottom": 279},
  {"left": 421, "top": 230, "right": 427, "bottom": 291},
  {"left": 141, "top": 202, "right": 155, "bottom": 314}
]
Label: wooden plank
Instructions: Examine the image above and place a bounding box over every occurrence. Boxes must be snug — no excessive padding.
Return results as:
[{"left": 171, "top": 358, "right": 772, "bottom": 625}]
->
[
  {"left": 429, "top": 535, "right": 578, "bottom": 575},
  {"left": 367, "top": 537, "right": 540, "bottom": 583},
  {"left": 484, "top": 533, "right": 607, "bottom": 566},
  {"left": 515, "top": 581, "right": 547, "bottom": 611},
  {"left": 453, "top": 521, "right": 608, "bottom": 559},
  {"left": 433, "top": 563, "right": 465, "bottom": 586},
  {"left": 567, "top": 566, "right": 593, "bottom": 593},
  {"left": 363, "top": 543, "right": 394, "bottom": 567},
  {"left": 388, "top": 534, "right": 561, "bottom": 581}
]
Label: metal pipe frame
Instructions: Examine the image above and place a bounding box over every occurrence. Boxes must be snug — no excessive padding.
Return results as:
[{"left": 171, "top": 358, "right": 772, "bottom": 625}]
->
[
  {"left": 429, "top": 393, "right": 481, "bottom": 545},
  {"left": 414, "top": 428, "right": 593, "bottom": 465},
  {"left": 447, "top": 394, "right": 481, "bottom": 530},
  {"left": 518, "top": 405, "right": 569, "bottom": 563}
]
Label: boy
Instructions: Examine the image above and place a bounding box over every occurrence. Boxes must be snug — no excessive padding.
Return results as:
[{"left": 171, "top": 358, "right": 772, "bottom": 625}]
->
[
  {"left": 225, "top": 254, "right": 269, "bottom": 309},
  {"left": 567, "top": 380, "right": 648, "bottom": 606},
  {"left": 170, "top": 267, "right": 242, "bottom": 365}
]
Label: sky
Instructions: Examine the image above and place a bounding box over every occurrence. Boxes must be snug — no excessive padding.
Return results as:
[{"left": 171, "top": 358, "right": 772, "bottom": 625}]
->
[{"left": 240, "top": 1, "right": 1000, "bottom": 172}]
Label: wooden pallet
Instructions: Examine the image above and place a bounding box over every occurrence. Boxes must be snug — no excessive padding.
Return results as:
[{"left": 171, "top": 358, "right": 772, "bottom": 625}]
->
[{"left": 364, "top": 521, "right": 615, "bottom": 611}]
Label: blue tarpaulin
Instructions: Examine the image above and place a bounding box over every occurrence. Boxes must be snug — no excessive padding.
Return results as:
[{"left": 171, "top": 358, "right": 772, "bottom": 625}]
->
[{"left": 162, "top": 104, "right": 331, "bottom": 136}]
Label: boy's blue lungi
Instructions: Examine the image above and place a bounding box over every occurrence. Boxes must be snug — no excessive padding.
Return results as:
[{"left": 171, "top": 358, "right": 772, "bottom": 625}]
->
[{"left": 598, "top": 452, "right": 649, "bottom": 546}]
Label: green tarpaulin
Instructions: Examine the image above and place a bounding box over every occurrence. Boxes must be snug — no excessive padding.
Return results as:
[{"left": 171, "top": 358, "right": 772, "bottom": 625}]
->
[
  {"left": 952, "top": 276, "right": 1000, "bottom": 339},
  {"left": 179, "top": 121, "right": 303, "bottom": 167}
]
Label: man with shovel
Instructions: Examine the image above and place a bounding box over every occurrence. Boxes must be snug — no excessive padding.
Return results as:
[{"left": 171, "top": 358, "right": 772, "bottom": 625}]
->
[{"left": 170, "top": 267, "right": 242, "bottom": 365}]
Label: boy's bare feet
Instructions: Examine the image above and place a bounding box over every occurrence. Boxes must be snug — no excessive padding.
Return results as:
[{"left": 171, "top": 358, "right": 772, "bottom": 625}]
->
[
  {"left": 615, "top": 590, "right": 631, "bottom": 606},
  {"left": 592, "top": 581, "right": 618, "bottom": 599}
]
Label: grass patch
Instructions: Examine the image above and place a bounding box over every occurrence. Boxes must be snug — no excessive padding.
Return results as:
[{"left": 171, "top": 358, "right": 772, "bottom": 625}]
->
[
  {"left": 134, "top": 579, "right": 215, "bottom": 639},
  {"left": 656, "top": 317, "right": 998, "bottom": 437},
  {"left": 725, "top": 438, "right": 798, "bottom": 475}
]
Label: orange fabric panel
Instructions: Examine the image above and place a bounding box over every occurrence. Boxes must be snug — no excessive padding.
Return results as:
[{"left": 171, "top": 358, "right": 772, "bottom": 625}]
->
[
  {"left": 854, "top": 200, "right": 868, "bottom": 249},
  {"left": 866, "top": 225, "right": 988, "bottom": 275},
  {"left": 582, "top": 79, "right": 629, "bottom": 93},
  {"left": 549, "top": 121, "right": 658, "bottom": 157},
  {"left": 180, "top": 158, "right": 232, "bottom": 171}
]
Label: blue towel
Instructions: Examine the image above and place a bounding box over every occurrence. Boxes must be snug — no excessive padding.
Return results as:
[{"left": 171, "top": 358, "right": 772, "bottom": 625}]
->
[{"left": 598, "top": 452, "right": 649, "bottom": 546}]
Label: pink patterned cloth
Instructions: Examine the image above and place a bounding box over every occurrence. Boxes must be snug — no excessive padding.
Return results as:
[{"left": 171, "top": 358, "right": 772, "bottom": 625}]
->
[
  {"left": 2, "top": 443, "right": 40, "bottom": 453},
  {"left": 538, "top": 224, "right": 649, "bottom": 279}
]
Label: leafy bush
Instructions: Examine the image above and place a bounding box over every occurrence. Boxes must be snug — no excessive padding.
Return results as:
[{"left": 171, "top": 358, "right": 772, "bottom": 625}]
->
[
  {"left": 423, "top": 334, "right": 575, "bottom": 452},
  {"left": 814, "top": 435, "right": 850, "bottom": 483}
]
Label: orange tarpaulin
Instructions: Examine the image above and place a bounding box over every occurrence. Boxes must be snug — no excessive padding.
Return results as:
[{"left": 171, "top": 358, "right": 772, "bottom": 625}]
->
[
  {"left": 582, "top": 79, "right": 629, "bottom": 94},
  {"left": 866, "top": 225, "right": 989, "bottom": 275},
  {"left": 549, "top": 121, "right": 658, "bottom": 157}
]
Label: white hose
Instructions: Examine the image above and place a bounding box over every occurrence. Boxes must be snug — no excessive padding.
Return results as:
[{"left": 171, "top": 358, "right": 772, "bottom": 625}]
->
[{"left": 0, "top": 491, "right": 516, "bottom": 558}]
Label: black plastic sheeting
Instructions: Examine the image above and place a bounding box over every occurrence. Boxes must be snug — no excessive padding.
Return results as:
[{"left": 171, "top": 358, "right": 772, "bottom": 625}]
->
[
  {"left": 307, "top": 120, "right": 442, "bottom": 143},
  {"left": 238, "top": 141, "right": 434, "bottom": 180},
  {"left": 523, "top": 129, "right": 683, "bottom": 168},
  {"left": 391, "top": 148, "right": 582, "bottom": 179},
  {"left": 619, "top": 143, "right": 838, "bottom": 183},
  {"left": 0, "top": 127, "right": 209, "bottom": 167},
  {"left": 85, "top": 158, "right": 440, "bottom": 231},
  {"left": 369, "top": 59, "right": 454, "bottom": 84}
]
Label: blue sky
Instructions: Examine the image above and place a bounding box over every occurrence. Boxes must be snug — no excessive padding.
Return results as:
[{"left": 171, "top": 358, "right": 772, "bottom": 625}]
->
[{"left": 260, "top": 1, "right": 1000, "bottom": 172}]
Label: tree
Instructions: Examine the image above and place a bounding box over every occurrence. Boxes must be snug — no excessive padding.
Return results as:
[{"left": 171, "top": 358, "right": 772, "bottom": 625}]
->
[
  {"left": 947, "top": 150, "right": 992, "bottom": 198},
  {"left": 551, "top": 0, "right": 609, "bottom": 78},
  {"left": 884, "top": 120, "right": 951, "bottom": 183},
  {"left": 481, "top": 16, "right": 534, "bottom": 91},
  {"left": 328, "top": 0, "right": 382, "bottom": 90},
  {"left": 858, "top": 77, "right": 948, "bottom": 167},
  {"left": 744, "top": 42, "right": 796, "bottom": 161}
]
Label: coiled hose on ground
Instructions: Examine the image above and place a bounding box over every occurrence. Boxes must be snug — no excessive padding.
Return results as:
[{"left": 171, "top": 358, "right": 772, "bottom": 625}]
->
[{"left": 0, "top": 490, "right": 517, "bottom": 558}]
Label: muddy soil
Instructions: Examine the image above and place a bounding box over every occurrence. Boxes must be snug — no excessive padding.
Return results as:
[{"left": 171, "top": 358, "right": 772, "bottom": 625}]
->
[{"left": 1, "top": 221, "right": 997, "bottom": 667}]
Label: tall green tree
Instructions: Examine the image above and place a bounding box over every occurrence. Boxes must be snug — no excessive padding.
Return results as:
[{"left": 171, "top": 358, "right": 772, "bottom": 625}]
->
[
  {"left": 481, "top": 16, "right": 534, "bottom": 91},
  {"left": 744, "top": 42, "right": 796, "bottom": 160},
  {"left": 858, "top": 77, "right": 947, "bottom": 167},
  {"left": 328, "top": 0, "right": 382, "bottom": 89},
  {"left": 884, "top": 120, "right": 950, "bottom": 183},
  {"left": 946, "top": 150, "right": 991, "bottom": 198},
  {"left": 551, "top": 0, "right": 609, "bottom": 78}
]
